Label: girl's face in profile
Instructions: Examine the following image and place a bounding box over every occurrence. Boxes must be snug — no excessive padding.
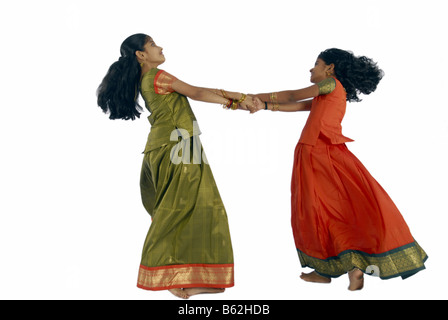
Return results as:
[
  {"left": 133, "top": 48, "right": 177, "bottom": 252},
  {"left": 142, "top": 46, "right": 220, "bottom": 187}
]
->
[
  {"left": 310, "top": 58, "right": 333, "bottom": 83},
  {"left": 138, "top": 38, "right": 165, "bottom": 68}
]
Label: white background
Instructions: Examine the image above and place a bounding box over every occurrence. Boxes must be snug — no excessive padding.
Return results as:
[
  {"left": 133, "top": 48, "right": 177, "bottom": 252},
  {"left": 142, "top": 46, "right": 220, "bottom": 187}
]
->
[{"left": 1, "top": 0, "right": 447, "bottom": 300}]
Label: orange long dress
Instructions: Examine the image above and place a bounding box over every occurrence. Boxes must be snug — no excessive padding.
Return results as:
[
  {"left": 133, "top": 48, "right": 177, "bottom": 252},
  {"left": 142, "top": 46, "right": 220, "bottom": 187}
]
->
[{"left": 291, "top": 78, "right": 427, "bottom": 279}]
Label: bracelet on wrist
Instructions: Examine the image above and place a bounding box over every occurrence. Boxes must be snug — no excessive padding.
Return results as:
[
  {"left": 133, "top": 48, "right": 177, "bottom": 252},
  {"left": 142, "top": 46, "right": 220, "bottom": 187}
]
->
[
  {"left": 220, "top": 89, "right": 229, "bottom": 99},
  {"left": 222, "top": 99, "right": 233, "bottom": 109},
  {"left": 270, "top": 92, "right": 280, "bottom": 111},
  {"left": 236, "top": 93, "right": 247, "bottom": 104}
]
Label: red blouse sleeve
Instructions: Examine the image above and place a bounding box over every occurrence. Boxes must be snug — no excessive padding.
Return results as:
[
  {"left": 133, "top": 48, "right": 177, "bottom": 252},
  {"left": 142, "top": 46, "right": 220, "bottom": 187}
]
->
[{"left": 154, "top": 70, "right": 178, "bottom": 95}]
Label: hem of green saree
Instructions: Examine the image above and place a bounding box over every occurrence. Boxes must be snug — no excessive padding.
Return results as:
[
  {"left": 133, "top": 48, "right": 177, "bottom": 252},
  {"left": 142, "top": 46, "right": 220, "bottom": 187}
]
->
[{"left": 137, "top": 263, "right": 234, "bottom": 291}]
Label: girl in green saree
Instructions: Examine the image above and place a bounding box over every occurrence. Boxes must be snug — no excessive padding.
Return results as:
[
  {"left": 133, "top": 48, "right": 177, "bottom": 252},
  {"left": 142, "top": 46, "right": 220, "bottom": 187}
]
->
[{"left": 97, "top": 34, "right": 258, "bottom": 299}]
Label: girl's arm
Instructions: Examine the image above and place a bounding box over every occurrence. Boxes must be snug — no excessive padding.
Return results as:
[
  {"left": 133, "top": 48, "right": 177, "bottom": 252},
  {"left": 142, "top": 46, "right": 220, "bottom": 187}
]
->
[
  {"left": 253, "top": 85, "right": 319, "bottom": 103},
  {"left": 261, "top": 99, "right": 312, "bottom": 112},
  {"left": 172, "top": 79, "right": 230, "bottom": 105},
  {"left": 171, "top": 79, "right": 255, "bottom": 110}
]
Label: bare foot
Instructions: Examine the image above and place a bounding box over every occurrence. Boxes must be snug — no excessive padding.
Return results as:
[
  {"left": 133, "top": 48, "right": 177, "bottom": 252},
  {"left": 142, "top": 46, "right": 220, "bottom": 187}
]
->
[
  {"left": 184, "top": 287, "right": 225, "bottom": 297},
  {"left": 348, "top": 268, "right": 364, "bottom": 291},
  {"left": 169, "top": 288, "right": 190, "bottom": 299},
  {"left": 300, "top": 271, "right": 331, "bottom": 284}
]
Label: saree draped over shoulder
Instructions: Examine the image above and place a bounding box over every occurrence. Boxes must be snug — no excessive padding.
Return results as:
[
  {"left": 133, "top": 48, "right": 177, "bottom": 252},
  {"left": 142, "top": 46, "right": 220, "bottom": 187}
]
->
[
  {"left": 137, "top": 68, "right": 234, "bottom": 290},
  {"left": 291, "top": 77, "right": 427, "bottom": 279}
]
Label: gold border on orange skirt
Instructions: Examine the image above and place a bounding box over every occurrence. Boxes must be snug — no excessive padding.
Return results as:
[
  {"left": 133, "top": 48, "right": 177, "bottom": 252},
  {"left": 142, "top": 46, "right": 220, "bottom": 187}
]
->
[{"left": 297, "top": 241, "right": 427, "bottom": 280}]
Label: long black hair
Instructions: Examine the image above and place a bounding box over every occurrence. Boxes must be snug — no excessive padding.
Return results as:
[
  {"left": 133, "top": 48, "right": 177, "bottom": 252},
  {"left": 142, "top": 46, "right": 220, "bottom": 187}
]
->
[
  {"left": 318, "top": 48, "right": 384, "bottom": 102},
  {"left": 97, "top": 33, "right": 150, "bottom": 120}
]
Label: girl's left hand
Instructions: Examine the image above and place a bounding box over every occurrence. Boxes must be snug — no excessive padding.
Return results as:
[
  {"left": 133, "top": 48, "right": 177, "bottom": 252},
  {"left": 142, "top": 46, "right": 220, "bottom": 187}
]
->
[{"left": 241, "top": 96, "right": 263, "bottom": 114}]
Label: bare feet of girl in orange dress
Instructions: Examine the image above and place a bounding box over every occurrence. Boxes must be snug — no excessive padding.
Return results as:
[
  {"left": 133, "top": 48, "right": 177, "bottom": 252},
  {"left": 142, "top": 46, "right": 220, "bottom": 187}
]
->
[
  {"left": 300, "top": 271, "right": 331, "bottom": 283},
  {"left": 348, "top": 268, "right": 364, "bottom": 291}
]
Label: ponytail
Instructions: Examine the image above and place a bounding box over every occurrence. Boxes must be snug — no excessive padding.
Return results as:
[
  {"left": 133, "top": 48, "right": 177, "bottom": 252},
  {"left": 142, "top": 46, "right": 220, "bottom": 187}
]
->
[
  {"left": 318, "top": 48, "right": 384, "bottom": 102},
  {"left": 97, "top": 34, "right": 150, "bottom": 120}
]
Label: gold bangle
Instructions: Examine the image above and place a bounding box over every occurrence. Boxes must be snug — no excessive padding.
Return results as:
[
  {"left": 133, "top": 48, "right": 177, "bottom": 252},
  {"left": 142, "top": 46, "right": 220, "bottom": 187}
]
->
[
  {"left": 236, "top": 93, "right": 246, "bottom": 104},
  {"left": 269, "top": 93, "right": 279, "bottom": 111},
  {"left": 269, "top": 101, "right": 279, "bottom": 111},
  {"left": 231, "top": 100, "right": 238, "bottom": 110},
  {"left": 220, "top": 89, "right": 229, "bottom": 99}
]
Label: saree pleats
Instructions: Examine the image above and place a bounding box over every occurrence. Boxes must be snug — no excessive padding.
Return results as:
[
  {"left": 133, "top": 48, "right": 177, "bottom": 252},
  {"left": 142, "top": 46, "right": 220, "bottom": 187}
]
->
[
  {"left": 291, "top": 136, "right": 427, "bottom": 279},
  {"left": 138, "top": 136, "right": 234, "bottom": 290}
]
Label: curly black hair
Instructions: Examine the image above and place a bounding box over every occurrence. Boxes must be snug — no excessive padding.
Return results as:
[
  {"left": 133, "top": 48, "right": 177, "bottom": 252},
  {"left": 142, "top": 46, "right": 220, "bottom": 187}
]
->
[
  {"left": 318, "top": 48, "right": 384, "bottom": 102},
  {"left": 97, "top": 34, "right": 150, "bottom": 120}
]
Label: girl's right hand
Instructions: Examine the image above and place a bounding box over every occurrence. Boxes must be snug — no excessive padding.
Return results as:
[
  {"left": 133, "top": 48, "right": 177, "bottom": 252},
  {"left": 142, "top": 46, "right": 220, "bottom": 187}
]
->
[{"left": 245, "top": 96, "right": 263, "bottom": 114}]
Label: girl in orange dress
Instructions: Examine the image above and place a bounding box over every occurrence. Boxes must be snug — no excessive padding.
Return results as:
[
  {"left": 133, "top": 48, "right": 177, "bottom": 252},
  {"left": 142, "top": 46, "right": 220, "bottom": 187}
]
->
[{"left": 252, "top": 48, "right": 427, "bottom": 290}]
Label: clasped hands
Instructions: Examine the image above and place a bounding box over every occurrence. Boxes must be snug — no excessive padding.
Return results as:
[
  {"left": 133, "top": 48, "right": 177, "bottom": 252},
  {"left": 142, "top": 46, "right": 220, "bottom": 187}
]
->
[{"left": 237, "top": 94, "right": 264, "bottom": 114}]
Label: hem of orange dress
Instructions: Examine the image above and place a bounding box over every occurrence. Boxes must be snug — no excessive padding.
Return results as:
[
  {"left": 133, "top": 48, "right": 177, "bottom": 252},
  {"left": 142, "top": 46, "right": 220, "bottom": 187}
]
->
[
  {"left": 137, "top": 263, "right": 234, "bottom": 291},
  {"left": 297, "top": 241, "right": 427, "bottom": 280}
]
